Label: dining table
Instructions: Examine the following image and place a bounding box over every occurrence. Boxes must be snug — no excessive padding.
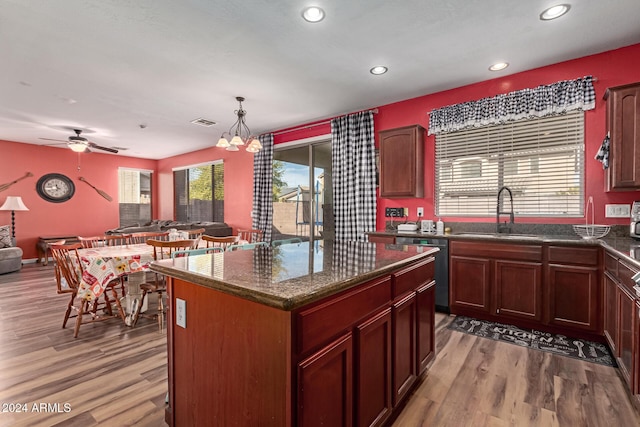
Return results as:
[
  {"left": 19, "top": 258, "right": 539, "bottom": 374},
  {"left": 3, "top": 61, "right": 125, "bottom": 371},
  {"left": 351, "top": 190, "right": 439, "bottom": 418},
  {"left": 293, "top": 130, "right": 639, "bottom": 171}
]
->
[{"left": 75, "top": 243, "right": 164, "bottom": 327}]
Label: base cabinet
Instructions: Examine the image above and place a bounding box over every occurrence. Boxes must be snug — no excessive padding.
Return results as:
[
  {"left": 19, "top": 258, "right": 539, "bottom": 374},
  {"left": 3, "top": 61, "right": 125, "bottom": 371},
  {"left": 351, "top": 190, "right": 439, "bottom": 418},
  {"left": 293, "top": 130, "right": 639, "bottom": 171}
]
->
[
  {"left": 392, "top": 293, "right": 417, "bottom": 406},
  {"left": 604, "top": 273, "right": 619, "bottom": 352},
  {"left": 618, "top": 285, "right": 636, "bottom": 388},
  {"left": 450, "top": 255, "right": 491, "bottom": 314},
  {"left": 416, "top": 280, "right": 436, "bottom": 375},
  {"left": 495, "top": 260, "right": 542, "bottom": 321},
  {"left": 298, "top": 334, "right": 354, "bottom": 427}
]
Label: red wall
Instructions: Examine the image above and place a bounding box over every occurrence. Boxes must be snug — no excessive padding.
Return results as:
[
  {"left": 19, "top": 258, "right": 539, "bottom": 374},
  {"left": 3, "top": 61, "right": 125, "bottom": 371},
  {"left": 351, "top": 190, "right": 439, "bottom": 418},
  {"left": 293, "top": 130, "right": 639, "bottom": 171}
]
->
[
  {"left": 272, "top": 43, "right": 640, "bottom": 230},
  {"left": 1, "top": 140, "right": 157, "bottom": 259}
]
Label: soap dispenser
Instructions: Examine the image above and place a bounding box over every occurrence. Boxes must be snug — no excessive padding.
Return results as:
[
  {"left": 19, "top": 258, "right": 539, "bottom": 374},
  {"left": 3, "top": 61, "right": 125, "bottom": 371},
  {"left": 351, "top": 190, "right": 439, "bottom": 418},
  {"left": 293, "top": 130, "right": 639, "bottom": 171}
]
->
[{"left": 436, "top": 218, "right": 444, "bottom": 235}]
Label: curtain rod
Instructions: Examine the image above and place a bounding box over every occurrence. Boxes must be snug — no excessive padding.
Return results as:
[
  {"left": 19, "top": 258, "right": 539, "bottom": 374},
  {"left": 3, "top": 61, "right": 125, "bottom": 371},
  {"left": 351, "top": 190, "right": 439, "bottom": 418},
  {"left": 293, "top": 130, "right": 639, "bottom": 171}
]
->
[
  {"left": 425, "top": 76, "right": 599, "bottom": 115},
  {"left": 272, "top": 108, "right": 378, "bottom": 136}
]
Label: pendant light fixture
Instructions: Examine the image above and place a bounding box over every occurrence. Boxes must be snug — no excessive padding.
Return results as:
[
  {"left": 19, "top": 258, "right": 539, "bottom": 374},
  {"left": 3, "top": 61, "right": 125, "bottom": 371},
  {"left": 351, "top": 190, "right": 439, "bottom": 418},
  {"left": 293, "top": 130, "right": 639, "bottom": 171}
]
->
[{"left": 216, "top": 96, "right": 262, "bottom": 153}]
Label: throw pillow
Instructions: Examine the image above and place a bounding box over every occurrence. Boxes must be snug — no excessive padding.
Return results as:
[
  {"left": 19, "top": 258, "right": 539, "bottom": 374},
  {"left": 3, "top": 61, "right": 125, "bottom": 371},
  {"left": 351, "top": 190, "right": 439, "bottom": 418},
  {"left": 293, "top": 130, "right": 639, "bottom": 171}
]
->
[{"left": 0, "top": 225, "right": 11, "bottom": 249}]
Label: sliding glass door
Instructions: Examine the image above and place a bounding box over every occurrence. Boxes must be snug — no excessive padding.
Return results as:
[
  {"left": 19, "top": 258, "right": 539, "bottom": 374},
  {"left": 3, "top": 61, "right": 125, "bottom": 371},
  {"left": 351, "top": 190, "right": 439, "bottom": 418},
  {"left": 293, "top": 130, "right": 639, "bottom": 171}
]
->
[{"left": 273, "top": 140, "right": 333, "bottom": 242}]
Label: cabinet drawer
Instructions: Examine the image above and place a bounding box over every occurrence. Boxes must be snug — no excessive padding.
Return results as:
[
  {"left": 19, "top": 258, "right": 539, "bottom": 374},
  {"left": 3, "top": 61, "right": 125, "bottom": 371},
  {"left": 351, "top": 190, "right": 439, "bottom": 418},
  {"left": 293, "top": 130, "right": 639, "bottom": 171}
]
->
[
  {"left": 605, "top": 251, "right": 618, "bottom": 275},
  {"left": 548, "top": 245, "right": 599, "bottom": 266},
  {"left": 393, "top": 258, "right": 435, "bottom": 298},
  {"left": 450, "top": 241, "right": 542, "bottom": 262},
  {"left": 618, "top": 260, "right": 639, "bottom": 294},
  {"left": 296, "top": 276, "right": 392, "bottom": 355}
]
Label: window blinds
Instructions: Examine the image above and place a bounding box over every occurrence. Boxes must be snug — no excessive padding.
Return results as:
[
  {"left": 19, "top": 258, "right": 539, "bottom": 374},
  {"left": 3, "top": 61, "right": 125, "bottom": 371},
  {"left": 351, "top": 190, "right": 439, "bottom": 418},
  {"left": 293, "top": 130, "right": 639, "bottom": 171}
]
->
[{"left": 435, "top": 110, "right": 584, "bottom": 217}]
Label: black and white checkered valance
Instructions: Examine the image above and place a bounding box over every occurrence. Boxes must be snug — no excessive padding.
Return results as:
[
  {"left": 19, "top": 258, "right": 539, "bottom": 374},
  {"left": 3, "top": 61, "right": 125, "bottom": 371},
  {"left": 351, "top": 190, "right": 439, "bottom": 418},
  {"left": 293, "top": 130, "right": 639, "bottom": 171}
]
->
[
  {"left": 427, "top": 75, "right": 596, "bottom": 136},
  {"left": 331, "top": 111, "right": 376, "bottom": 242},
  {"left": 252, "top": 133, "right": 274, "bottom": 242}
]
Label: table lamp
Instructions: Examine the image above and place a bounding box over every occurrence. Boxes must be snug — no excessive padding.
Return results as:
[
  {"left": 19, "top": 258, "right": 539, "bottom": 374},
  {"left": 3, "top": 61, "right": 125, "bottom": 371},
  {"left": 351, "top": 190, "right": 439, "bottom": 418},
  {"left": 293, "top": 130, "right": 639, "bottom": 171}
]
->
[{"left": 0, "top": 196, "right": 29, "bottom": 239}]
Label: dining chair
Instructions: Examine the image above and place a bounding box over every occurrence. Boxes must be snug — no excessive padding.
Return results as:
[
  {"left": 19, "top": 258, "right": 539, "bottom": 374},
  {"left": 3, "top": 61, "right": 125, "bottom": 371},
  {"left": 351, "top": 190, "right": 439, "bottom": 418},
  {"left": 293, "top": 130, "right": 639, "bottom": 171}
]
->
[
  {"left": 171, "top": 247, "right": 223, "bottom": 258},
  {"left": 238, "top": 229, "right": 265, "bottom": 243},
  {"left": 105, "top": 234, "right": 131, "bottom": 246},
  {"left": 226, "top": 241, "right": 269, "bottom": 251},
  {"left": 202, "top": 235, "right": 237, "bottom": 251},
  {"left": 185, "top": 228, "right": 206, "bottom": 240},
  {"left": 272, "top": 237, "right": 303, "bottom": 247},
  {"left": 129, "top": 231, "right": 170, "bottom": 244},
  {"left": 78, "top": 235, "right": 106, "bottom": 248},
  {"left": 50, "top": 242, "right": 125, "bottom": 338},
  {"left": 131, "top": 239, "right": 198, "bottom": 330}
]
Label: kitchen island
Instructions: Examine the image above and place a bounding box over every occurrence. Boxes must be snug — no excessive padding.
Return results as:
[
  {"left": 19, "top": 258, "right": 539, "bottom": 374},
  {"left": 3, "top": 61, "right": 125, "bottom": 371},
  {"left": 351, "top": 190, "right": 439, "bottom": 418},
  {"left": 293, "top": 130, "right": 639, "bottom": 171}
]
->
[{"left": 151, "top": 240, "right": 439, "bottom": 427}]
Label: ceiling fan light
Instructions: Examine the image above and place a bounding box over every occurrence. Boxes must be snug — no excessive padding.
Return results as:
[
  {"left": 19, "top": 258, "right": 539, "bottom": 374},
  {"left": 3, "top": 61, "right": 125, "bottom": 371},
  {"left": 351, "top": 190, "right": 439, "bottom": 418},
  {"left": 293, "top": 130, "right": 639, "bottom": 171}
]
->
[
  {"left": 68, "top": 142, "right": 87, "bottom": 152},
  {"left": 230, "top": 135, "right": 244, "bottom": 146}
]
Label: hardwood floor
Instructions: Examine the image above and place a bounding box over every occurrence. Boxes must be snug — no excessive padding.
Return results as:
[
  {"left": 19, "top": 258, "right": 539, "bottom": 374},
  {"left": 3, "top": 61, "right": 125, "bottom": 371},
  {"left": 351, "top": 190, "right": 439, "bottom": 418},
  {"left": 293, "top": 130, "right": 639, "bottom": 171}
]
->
[{"left": 1, "top": 264, "right": 638, "bottom": 426}]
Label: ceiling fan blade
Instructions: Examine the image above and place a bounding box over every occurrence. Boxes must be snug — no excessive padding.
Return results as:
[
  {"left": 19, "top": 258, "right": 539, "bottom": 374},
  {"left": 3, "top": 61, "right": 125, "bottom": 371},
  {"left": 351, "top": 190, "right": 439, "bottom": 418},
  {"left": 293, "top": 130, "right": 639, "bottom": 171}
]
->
[
  {"left": 88, "top": 142, "right": 118, "bottom": 153},
  {"left": 39, "top": 137, "right": 68, "bottom": 142}
]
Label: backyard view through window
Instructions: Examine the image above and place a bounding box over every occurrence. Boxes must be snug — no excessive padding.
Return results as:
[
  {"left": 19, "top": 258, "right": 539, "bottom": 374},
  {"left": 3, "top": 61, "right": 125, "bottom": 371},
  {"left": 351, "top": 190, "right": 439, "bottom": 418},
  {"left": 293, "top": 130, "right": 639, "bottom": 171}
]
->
[
  {"left": 118, "top": 168, "right": 152, "bottom": 227},
  {"left": 435, "top": 110, "right": 585, "bottom": 217},
  {"left": 174, "top": 162, "right": 224, "bottom": 222}
]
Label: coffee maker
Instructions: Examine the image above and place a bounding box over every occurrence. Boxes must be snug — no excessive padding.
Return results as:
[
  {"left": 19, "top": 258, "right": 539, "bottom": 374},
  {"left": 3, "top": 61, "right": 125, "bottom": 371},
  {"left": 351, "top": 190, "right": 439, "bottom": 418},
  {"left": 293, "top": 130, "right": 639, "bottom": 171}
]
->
[{"left": 631, "top": 201, "right": 640, "bottom": 239}]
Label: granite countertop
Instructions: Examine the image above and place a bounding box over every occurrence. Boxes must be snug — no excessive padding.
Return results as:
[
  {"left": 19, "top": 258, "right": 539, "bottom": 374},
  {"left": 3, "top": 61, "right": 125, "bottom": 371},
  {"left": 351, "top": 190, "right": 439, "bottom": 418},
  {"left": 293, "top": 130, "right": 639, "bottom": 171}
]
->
[
  {"left": 150, "top": 240, "right": 439, "bottom": 311},
  {"left": 368, "top": 229, "right": 640, "bottom": 268}
]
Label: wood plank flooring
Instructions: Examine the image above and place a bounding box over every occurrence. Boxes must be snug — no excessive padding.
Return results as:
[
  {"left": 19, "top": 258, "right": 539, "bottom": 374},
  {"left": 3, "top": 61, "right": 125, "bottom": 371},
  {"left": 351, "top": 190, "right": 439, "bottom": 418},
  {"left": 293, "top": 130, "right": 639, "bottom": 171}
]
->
[{"left": 1, "top": 264, "right": 639, "bottom": 426}]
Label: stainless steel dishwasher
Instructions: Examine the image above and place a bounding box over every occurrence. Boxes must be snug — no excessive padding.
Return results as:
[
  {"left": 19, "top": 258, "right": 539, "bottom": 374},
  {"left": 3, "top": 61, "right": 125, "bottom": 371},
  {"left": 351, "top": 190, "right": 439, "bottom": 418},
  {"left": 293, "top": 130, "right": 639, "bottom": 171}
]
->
[{"left": 395, "top": 236, "right": 449, "bottom": 313}]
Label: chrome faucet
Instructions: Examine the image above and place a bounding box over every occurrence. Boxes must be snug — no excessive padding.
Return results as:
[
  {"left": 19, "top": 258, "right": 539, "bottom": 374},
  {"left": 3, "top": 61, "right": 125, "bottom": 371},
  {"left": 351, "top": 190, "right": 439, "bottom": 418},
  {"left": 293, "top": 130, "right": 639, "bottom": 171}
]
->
[{"left": 496, "top": 186, "right": 514, "bottom": 233}]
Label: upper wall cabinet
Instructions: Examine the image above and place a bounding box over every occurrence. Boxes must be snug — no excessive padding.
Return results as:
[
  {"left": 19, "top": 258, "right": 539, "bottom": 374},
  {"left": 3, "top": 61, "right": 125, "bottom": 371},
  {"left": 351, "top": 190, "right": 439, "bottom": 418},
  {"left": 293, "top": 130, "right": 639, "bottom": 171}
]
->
[
  {"left": 379, "top": 125, "right": 425, "bottom": 198},
  {"left": 605, "top": 82, "right": 640, "bottom": 191}
]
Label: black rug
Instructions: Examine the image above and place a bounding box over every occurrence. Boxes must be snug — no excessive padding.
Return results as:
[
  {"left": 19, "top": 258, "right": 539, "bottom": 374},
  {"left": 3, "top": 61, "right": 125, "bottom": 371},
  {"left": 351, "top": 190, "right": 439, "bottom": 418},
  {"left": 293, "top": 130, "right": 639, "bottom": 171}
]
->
[{"left": 447, "top": 315, "right": 616, "bottom": 367}]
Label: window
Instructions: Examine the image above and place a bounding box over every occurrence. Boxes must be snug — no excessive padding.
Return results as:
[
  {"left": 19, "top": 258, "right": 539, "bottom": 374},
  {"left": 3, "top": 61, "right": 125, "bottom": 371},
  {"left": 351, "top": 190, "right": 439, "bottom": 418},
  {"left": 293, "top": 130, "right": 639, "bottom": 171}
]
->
[
  {"left": 435, "top": 110, "right": 584, "bottom": 217},
  {"left": 118, "top": 169, "right": 152, "bottom": 227},
  {"left": 174, "top": 162, "right": 224, "bottom": 222}
]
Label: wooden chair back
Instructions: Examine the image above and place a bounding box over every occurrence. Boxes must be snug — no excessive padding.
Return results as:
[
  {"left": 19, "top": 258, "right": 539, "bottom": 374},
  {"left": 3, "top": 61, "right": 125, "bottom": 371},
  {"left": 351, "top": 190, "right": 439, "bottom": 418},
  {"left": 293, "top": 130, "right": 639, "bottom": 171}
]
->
[
  {"left": 202, "top": 235, "right": 237, "bottom": 250},
  {"left": 146, "top": 239, "right": 198, "bottom": 260},
  {"left": 78, "top": 235, "right": 105, "bottom": 248},
  {"left": 238, "top": 229, "right": 264, "bottom": 243},
  {"left": 185, "top": 228, "right": 206, "bottom": 240},
  {"left": 105, "top": 234, "right": 131, "bottom": 246},
  {"left": 50, "top": 243, "right": 83, "bottom": 294},
  {"left": 130, "top": 231, "right": 170, "bottom": 244}
]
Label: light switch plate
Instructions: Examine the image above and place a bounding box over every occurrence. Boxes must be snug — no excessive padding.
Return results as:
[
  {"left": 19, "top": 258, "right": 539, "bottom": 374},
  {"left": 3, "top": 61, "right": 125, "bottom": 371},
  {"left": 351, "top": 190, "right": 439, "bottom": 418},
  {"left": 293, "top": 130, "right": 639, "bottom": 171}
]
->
[
  {"left": 605, "top": 204, "right": 631, "bottom": 218},
  {"left": 176, "top": 298, "right": 186, "bottom": 328}
]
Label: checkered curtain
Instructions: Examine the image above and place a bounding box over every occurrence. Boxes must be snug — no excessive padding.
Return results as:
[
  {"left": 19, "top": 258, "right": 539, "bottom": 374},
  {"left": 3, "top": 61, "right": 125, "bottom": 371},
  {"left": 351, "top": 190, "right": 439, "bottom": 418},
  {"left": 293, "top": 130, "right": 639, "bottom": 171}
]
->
[
  {"left": 428, "top": 75, "right": 596, "bottom": 135},
  {"left": 331, "top": 240, "right": 377, "bottom": 280},
  {"left": 252, "top": 133, "right": 274, "bottom": 243},
  {"left": 331, "top": 111, "right": 376, "bottom": 241}
]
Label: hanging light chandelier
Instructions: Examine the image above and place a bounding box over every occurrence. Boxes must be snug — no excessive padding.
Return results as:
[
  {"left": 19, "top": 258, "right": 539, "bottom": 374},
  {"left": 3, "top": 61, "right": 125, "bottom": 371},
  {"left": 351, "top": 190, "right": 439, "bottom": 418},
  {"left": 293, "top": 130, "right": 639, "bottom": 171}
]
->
[{"left": 216, "top": 96, "right": 262, "bottom": 153}]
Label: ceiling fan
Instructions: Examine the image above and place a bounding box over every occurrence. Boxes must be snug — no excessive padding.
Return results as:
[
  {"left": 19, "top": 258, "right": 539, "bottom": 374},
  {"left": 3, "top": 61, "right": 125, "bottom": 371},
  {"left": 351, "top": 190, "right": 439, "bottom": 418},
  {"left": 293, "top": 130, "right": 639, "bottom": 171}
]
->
[{"left": 40, "top": 129, "right": 119, "bottom": 154}]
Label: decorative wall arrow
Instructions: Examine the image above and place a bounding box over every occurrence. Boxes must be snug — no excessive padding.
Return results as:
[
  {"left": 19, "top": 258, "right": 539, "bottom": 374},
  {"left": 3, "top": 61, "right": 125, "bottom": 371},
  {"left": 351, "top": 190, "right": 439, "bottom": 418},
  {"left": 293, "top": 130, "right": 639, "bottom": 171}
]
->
[
  {"left": 78, "top": 177, "right": 113, "bottom": 201},
  {"left": 0, "top": 172, "right": 33, "bottom": 192}
]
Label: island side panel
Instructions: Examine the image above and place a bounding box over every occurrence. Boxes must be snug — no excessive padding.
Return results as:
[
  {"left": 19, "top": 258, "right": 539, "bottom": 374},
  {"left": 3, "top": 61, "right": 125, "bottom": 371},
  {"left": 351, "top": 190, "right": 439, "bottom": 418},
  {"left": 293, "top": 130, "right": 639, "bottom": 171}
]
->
[{"left": 167, "top": 277, "right": 292, "bottom": 427}]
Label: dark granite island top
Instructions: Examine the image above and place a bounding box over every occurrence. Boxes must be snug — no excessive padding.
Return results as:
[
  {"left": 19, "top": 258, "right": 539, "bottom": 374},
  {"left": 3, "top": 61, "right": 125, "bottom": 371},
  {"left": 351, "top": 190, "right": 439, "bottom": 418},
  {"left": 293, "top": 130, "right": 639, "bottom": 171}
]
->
[{"left": 150, "top": 239, "right": 439, "bottom": 310}]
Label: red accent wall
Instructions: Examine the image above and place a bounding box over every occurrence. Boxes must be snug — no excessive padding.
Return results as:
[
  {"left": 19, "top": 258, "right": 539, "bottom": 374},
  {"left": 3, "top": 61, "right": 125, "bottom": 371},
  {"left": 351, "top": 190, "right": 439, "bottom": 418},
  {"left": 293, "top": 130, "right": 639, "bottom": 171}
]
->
[
  {"left": 272, "top": 43, "right": 640, "bottom": 230},
  {"left": 1, "top": 140, "right": 157, "bottom": 259}
]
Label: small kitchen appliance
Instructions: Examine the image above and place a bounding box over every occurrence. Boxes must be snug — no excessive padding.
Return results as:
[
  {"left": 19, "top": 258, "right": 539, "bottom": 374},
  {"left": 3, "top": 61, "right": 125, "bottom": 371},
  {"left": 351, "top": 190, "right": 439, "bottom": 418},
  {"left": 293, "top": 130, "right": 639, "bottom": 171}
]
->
[
  {"left": 420, "top": 219, "right": 434, "bottom": 233},
  {"left": 631, "top": 201, "right": 640, "bottom": 239},
  {"left": 397, "top": 223, "right": 418, "bottom": 233}
]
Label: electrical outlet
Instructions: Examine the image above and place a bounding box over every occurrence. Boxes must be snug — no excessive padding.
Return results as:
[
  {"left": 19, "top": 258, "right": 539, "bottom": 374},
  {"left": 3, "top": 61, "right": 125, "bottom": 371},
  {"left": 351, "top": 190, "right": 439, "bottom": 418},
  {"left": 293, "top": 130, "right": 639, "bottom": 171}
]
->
[
  {"left": 417, "top": 207, "right": 424, "bottom": 217},
  {"left": 403, "top": 207, "right": 408, "bottom": 217},
  {"left": 176, "top": 298, "right": 186, "bottom": 328},
  {"left": 605, "top": 204, "right": 631, "bottom": 218}
]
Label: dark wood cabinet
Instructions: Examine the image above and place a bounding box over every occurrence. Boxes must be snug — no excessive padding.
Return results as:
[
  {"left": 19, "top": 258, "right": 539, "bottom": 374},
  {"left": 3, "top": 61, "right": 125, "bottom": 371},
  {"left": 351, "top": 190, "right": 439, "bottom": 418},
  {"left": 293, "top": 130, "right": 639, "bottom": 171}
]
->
[
  {"left": 367, "top": 233, "right": 396, "bottom": 244},
  {"left": 392, "top": 292, "right": 417, "bottom": 406},
  {"left": 495, "top": 260, "right": 542, "bottom": 322},
  {"left": 618, "top": 285, "right": 635, "bottom": 387},
  {"left": 450, "top": 255, "right": 492, "bottom": 315},
  {"left": 356, "top": 309, "right": 392, "bottom": 427},
  {"left": 416, "top": 280, "right": 436, "bottom": 376},
  {"left": 298, "top": 333, "right": 354, "bottom": 427},
  {"left": 604, "top": 273, "right": 619, "bottom": 353},
  {"left": 605, "top": 82, "right": 640, "bottom": 190},
  {"left": 379, "top": 125, "right": 425, "bottom": 198}
]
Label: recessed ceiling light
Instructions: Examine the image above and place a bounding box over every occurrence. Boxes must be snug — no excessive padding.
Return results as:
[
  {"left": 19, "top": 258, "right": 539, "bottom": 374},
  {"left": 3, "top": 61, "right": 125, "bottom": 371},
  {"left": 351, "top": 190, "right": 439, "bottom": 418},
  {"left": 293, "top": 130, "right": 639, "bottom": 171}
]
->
[
  {"left": 302, "top": 6, "right": 325, "bottom": 23},
  {"left": 489, "top": 62, "right": 509, "bottom": 71},
  {"left": 370, "top": 66, "right": 388, "bottom": 75},
  {"left": 540, "top": 4, "right": 571, "bottom": 20}
]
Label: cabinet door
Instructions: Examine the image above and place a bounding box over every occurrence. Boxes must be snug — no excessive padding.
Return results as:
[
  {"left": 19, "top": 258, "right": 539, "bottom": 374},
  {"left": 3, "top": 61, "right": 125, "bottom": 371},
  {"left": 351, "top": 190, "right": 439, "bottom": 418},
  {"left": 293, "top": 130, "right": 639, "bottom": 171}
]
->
[
  {"left": 604, "top": 273, "right": 618, "bottom": 354},
  {"left": 617, "top": 285, "right": 635, "bottom": 388},
  {"left": 635, "top": 301, "right": 640, "bottom": 395},
  {"left": 495, "top": 260, "right": 542, "bottom": 321},
  {"left": 379, "top": 125, "right": 424, "bottom": 198},
  {"left": 450, "top": 255, "right": 491, "bottom": 315},
  {"left": 298, "top": 333, "right": 353, "bottom": 427},
  {"left": 546, "top": 264, "right": 600, "bottom": 332},
  {"left": 356, "top": 308, "right": 392, "bottom": 427},
  {"left": 392, "top": 292, "right": 416, "bottom": 407},
  {"left": 416, "top": 280, "right": 436, "bottom": 376},
  {"left": 607, "top": 82, "right": 640, "bottom": 190}
]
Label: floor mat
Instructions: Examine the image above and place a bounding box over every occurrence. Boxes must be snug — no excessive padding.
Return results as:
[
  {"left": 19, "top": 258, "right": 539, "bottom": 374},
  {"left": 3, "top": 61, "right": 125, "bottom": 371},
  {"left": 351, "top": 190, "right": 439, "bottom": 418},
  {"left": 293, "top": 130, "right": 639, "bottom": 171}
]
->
[{"left": 447, "top": 315, "right": 616, "bottom": 367}]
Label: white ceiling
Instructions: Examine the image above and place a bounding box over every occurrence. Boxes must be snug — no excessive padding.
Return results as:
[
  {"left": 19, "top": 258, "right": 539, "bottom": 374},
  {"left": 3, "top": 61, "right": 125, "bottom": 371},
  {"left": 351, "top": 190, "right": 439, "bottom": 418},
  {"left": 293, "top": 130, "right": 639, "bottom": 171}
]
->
[{"left": 1, "top": 1, "right": 639, "bottom": 159}]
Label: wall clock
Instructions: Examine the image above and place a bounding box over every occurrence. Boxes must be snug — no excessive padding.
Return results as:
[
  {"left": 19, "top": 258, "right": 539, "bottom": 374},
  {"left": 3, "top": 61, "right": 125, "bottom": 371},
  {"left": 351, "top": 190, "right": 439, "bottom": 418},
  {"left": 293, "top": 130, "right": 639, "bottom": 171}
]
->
[{"left": 36, "top": 173, "right": 75, "bottom": 203}]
